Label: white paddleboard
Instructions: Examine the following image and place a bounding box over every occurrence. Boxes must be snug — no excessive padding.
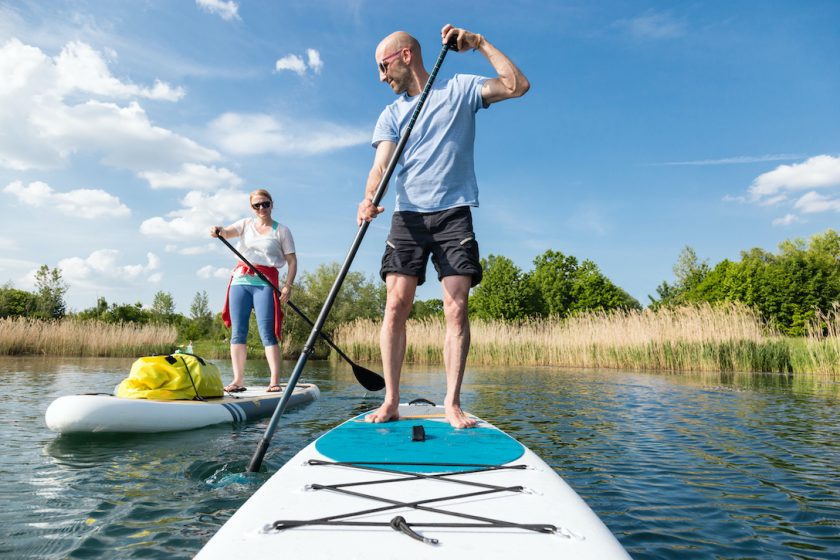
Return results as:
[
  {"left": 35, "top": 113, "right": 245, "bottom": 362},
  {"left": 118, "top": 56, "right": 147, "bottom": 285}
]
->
[
  {"left": 196, "top": 401, "right": 630, "bottom": 559},
  {"left": 45, "top": 384, "right": 320, "bottom": 434}
]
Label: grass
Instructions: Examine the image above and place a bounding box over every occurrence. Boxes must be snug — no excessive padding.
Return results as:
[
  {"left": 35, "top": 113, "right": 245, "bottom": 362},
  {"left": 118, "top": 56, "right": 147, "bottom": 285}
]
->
[
  {"left": 0, "top": 317, "right": 176, "bottom": 357},
  {"left": 334, "top": 303, "right": 840, "bottom": 377},
  {"left": 4, "top": 303, "right": 839, "bottom": 377}
]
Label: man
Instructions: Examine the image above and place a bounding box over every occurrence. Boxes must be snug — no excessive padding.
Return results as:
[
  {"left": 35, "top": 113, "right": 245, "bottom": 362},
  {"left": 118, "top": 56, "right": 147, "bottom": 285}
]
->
[{"left": 357, "top": 24, "right": 529, "bottom": 428}]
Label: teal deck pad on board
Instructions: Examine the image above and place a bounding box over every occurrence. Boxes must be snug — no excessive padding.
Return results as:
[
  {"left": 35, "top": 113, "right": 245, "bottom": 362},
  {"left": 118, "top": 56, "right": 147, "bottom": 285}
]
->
[{"left": 315, "top": 414, "right": 525, "bottom": 473}]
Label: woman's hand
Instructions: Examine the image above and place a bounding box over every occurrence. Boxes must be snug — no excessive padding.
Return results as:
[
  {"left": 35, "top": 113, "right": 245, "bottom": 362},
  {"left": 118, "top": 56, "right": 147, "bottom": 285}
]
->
[
  {"left": 279, "top": 285, "right": 292, "bottom": 304},
  {"left": 210, "top": 226, "right": 223, "bottom": 238}
]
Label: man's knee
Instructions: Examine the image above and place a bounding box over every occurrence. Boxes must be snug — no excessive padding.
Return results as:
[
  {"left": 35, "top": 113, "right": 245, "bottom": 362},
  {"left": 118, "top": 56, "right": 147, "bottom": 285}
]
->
[
  {"left": 384, "top": 293, "right": 413, "bottom": 323},
  {"left": 443, "top": 294, "right": 469, "bottom": 325}
]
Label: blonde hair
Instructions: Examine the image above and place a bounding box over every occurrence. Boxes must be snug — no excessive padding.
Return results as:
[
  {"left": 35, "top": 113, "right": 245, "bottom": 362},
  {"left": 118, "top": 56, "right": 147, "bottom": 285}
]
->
[{"left": 249, "top": 189, "right": 273, "bottom": 203}]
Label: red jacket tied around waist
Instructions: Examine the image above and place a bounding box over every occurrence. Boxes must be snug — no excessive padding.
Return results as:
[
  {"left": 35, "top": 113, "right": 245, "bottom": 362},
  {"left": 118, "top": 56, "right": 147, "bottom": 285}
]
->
[{"left": 221, "top": 262, "right": 284, "bottom": 342}]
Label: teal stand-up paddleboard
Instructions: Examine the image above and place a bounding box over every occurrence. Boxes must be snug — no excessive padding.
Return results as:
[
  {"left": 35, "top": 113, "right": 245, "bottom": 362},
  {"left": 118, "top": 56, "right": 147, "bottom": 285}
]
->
[{"left": 196, "top": 401, "right": 630, "bottom": 559}]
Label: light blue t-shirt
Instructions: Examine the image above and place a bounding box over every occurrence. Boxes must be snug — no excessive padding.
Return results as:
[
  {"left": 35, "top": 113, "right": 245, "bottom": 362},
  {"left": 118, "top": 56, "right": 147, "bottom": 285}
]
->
[{"left": 372, "top": 74, "right": 488, "bottom": 213}]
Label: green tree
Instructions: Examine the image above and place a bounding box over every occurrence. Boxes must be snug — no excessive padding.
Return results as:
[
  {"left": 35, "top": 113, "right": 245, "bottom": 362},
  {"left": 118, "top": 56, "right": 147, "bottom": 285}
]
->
[
  {"left": 77, "top": 297, "right": 109, "bottom": 321},
  {"left": 678, "top": 230, "right": 840, "bottom": 335},
  {"left": 469, "top": 255, "right": 537, "bottom": 320},
  {"left": 283, "top": 263, "right": 386, "bottom": 355},
  {"left": 411, "top": 298, "right": 444, "bottom": 319},
  {"left": 529, "top": 250, "right": 640, "bottom": 316},
  {"left": 151, "top": 291, "right": 176, "bottom": 322},
  {"left": 569, "top": 259, "right": 641, "bottom": 313},
  {"left": 0, "top": 282, "right": 38, "bottom": 317},
  {"left": 106, "top": 302, "right": 150, "bottom": 324},
  {"left": 188, "top": 290, "right": 213, "bottom": 338},
  {"left": 33, "top": 265, "right": 67, "bottom": 319},
  {"left": 650, "top": 246, "right": 709, "bottom": 307},
  {"left": 530, "top": 250, "right": 578, "bottom": 316}
]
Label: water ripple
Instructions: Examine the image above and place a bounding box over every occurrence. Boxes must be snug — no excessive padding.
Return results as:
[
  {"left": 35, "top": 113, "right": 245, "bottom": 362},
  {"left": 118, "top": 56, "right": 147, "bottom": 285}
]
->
[{"left": 1, "top": 358, "right": 838, "bottom": 558}]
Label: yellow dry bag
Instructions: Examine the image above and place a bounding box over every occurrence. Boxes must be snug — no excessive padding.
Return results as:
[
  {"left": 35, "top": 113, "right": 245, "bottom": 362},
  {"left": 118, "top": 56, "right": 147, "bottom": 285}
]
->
[{"left": 116, "top": 354, "right": 224, "bottom": 400}]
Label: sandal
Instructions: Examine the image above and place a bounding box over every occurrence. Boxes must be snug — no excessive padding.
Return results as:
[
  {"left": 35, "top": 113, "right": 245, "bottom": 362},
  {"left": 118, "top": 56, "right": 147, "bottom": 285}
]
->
[
  {"left": 225, "top": 384, "right": 247, "bottom": 393},
  {"left": 266, "top": 385, "right": 282, "bottom": 393}
]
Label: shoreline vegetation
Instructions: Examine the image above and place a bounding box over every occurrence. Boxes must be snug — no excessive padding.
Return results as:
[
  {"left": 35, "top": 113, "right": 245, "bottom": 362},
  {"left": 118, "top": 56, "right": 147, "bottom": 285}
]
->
[
  {"left": 0, "top": 318, "right": 175, "bottom": 357},
  {"left": 2, "top": 303, "right": 838, "bottom": 377},
  {"left": 335, "top": 303, "right": 840, "bottom": 377}
]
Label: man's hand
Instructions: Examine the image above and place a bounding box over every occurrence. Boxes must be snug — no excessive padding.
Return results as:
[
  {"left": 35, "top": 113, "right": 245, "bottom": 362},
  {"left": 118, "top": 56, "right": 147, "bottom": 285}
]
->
[
  {"left": 441, "top": 24, "right": 483, "bottom": 52},
  {"left": 357, "top": 198, "right": 385, "bottom": 225}
]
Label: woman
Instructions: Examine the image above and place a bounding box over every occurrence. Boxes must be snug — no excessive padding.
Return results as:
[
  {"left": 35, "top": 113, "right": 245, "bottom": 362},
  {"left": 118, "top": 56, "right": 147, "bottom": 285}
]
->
[{"left": 210, "top": 189, "right": 296, "bottom": 393}]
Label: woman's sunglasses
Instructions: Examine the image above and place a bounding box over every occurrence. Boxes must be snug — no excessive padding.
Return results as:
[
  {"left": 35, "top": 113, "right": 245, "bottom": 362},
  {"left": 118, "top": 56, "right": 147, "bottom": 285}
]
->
[{"left": 251, "top": 200, "right": 272, "bottom": 210}]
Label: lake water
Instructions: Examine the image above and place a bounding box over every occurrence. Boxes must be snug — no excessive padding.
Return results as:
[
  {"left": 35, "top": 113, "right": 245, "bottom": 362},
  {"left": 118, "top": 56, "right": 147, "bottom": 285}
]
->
[{"left": 1, "top": 356, "right": 838, "bottom": 559}]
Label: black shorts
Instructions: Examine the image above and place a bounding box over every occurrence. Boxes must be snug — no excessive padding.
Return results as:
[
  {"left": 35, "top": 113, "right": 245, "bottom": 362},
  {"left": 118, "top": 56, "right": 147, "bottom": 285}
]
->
[{"left": 380, "top": 206, "right": 482, "bottom": 287}]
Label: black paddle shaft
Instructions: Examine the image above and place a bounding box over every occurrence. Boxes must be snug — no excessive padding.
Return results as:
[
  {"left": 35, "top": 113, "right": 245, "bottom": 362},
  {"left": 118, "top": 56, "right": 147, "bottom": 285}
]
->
[
  {"left": 214, "top": 235, "right": 384, "bottom": 391},
  {"left": 247, "top": 39, "right": 456, "bottom": 473}
]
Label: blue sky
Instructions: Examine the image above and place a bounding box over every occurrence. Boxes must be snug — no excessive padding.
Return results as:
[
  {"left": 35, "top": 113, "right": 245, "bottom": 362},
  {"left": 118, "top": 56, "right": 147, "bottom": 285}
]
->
[{"left": 1, "top": 0, "right": 839, "bottom": 314}]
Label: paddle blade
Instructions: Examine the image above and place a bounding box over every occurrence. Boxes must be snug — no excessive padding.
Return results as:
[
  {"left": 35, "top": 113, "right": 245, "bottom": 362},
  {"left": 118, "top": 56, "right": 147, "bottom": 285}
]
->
[{"left": 352, "top": 363, "right": 385, "bottom": 391}]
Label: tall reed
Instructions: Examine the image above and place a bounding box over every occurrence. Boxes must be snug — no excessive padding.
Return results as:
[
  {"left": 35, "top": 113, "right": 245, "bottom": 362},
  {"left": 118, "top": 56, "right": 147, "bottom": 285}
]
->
[
  {"left": 0, "top": 317, "right": 176, "bottom": 357},
  {"left": 793, "top": 303, "right": 840, "bottom": 374},
  {"left": 335, "top": 303, "right": 835, "bottom": 374}
]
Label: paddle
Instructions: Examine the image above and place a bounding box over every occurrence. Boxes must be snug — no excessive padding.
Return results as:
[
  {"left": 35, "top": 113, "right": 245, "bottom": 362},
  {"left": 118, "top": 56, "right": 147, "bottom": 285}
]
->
[
  {"left": 214, "top": 234, "right": 385, "bottom": 391},
  {"left": 246, "top": 39, "right": 457, "bottom": 473}
]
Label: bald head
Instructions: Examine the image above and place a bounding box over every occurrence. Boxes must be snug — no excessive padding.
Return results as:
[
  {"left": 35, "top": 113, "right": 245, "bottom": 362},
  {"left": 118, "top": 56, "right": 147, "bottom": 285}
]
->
[
  {"left": 377, "top": 31, "right": 419, "bottom": 53},
  {"left": 376, "top": 31, "right": 423, "bottom": 69}
]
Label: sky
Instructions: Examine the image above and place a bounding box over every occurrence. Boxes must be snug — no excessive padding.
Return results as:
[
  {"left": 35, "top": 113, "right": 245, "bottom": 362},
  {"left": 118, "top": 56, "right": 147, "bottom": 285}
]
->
[{"left": 1, "top": 0, "right": 839, "bottom": 315}]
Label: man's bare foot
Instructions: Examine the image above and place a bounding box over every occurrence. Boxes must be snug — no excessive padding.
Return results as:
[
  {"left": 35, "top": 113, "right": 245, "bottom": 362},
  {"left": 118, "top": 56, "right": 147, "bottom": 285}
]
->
[
  {"left": 365, "top": 402, "right": 400, "bottom": 423},
  {"left": 445, "top": 404, "right": 476, "bottom": 429}
]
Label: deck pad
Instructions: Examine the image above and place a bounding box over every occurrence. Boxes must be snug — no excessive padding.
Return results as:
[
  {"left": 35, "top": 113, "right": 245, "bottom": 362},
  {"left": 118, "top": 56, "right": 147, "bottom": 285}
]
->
[{"left": 315, "top": 405, "right": 524, "bottom": 473}]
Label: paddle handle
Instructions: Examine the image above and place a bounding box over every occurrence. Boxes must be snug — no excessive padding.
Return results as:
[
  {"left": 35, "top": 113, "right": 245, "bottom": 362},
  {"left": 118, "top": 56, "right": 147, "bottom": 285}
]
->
[{"left": 247, "top": 40, "right": 455, "bottom": 473}]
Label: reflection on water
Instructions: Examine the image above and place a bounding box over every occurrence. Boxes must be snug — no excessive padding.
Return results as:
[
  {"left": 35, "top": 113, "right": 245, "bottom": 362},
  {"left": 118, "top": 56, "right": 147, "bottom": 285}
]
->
[{"left": 0, "top": 357, "right": 838, "bottom": 559}]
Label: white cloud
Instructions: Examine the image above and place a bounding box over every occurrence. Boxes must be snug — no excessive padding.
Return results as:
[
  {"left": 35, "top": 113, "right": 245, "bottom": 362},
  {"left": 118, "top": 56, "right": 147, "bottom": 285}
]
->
[
  {"left": 615, "top": 12, "right": 686, "bottom": 40},
  {"left": 198, "top": 265, "right": 232, "bottom": 279},
  {"left": 0, "top": 238, "right": 19, "bottom": 252},
  {"left": 208, "top": 112, "right": 368, "bottom": 156},
  {"left": 55, "top": 41, "right": 185, "bottom": 101},
  {"left": 138, "top": 163, "right": 243, "bottom": 190},
  {"left": 657, "top": 154, "right": 804, "bottom": 166},
  {"left": 4, "top": 180, "right": 130, "bottom": 219},
  {"left": 741, "top": 155, "right": 840, "bottom": 223},
  {"left": 306, "top": 49, "right": 323, "bottom": 73},
  {"left": 772, "top": 214, "right": 799, "bottom": 227},
  {"left": 275, "top": 54, "right": 307, "bottom": 76},
  {"left": 793, "top": 191, "right": 840, "bottom": 214},
  {"left": 165, "top": 243, "right": 218, "bottom": 255},
  {"left": 57, "top": 250, "right": 161, "bottom": 289},
  {"left": 0, "top": 38, "right": 218, "bottom": 173},
  {"left": 140, "top": 189, "right": 247, "bottom": 240},
  {"left": 749, "top": 155, "right": 840, "bottom": 200},
  {"left": 275, "top": 49, "right": 323, "bottom": 76},
  {"left": 196, "top": 0, "right": 240, "bottom": 21},
  {"left": 0, "top": 257, "right": 39, "bottom": 288},
  {"left": 758, "top": 194, "right": 787, "bottom": 207},
  {"left": 40, "top": 99, "right": 219, "bottom": 170}
]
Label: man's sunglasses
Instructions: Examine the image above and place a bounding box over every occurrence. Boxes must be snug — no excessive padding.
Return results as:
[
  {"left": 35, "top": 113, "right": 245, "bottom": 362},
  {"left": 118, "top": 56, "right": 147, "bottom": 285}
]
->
[
  {"left": 377, "top": 47, "right": 410, "bottom": 74},
  {"left": 252, "top": 201, "right": 272, "bottom": 210}
]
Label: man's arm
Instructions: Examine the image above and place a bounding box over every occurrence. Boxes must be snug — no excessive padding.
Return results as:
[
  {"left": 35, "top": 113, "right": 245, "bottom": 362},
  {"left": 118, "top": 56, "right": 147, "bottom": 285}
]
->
[
  {"left": 441, "top": 24, "right": 530, "bottom": 105},
  {"left": 357, "top": 140, "right": 397, "bottom": 225}
]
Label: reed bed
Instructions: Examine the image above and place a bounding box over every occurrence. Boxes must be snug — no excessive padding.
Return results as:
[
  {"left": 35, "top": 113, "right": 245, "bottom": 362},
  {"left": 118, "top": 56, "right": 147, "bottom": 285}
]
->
[
  {"left": 0, "top": 317, "right": 176, "bottom": 357},
  {"left": 794, "top": 303, "right": 840, "bottom": 375},
  {"left": 335, "top": 303, "right": 838, "bottom": 376}
]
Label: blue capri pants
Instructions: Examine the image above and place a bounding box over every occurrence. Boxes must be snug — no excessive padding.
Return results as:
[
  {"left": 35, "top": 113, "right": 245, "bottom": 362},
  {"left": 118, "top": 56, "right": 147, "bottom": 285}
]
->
[{"left": 228, "top": 284, "right": 277, "bottom": 346}]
